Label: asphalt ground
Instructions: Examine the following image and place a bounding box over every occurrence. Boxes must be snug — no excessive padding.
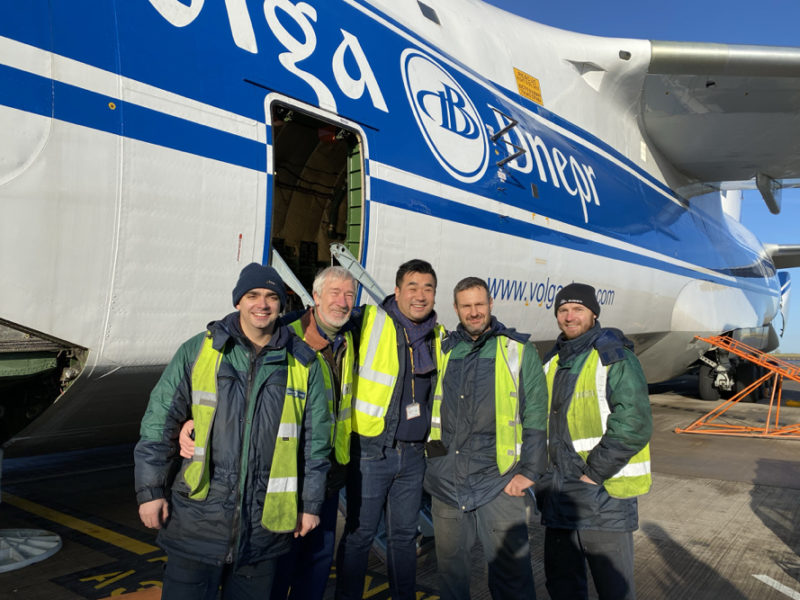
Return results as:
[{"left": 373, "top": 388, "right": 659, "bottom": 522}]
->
[{"left": 0, "top": 375, "right": 799, "bottom": 599}]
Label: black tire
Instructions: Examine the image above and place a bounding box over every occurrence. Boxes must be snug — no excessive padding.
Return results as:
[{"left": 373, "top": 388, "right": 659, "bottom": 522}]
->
[
  {"left": 733, "top": 363, "right": 764, "bottom": 402},
  {"left": 698, "top": 364, "right": 721, "bottom": 401}
]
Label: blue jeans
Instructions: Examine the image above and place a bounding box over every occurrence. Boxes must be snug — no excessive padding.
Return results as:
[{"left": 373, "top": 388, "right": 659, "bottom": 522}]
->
[
  {"left": 335, "top": 441, "right": 426, "bottom": 600},
  {"left": 271, "top": 492, "right": 339, "bottom": 599},
  {"left": 432, "top": 493, "right": 535, "bottom": 600},
  {"left": 544, "top": 527, "right": 636, "bottom": 600},
  {"left": 161, "top": 554, "right": 276, "bottom": 600}
]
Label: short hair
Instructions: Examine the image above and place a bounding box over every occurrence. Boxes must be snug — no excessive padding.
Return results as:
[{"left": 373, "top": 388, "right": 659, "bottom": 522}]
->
[
  {"left": 312, "top": 265, "right": 356, "bottom": 297},
  {"left": 453, "top": 276, "right": 490, "bottom": 303},
  {"left": 395, "top": 259, "right": 437, "bottom": 288}
]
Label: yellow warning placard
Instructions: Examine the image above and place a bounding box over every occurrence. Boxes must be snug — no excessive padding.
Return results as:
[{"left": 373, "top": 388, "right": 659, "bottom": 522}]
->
[{"left": 514, "top": 68, "right": 543, "bottom": 105}]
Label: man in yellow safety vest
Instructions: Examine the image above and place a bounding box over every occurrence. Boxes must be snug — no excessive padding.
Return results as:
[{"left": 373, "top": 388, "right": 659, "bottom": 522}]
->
[
  {"left": 134, "top": 263, "right": 331, "bottom": 599},
  {"left": 271, "top": 265, "right": 358, "bottom": 599},
  {"left": 424, "top": 276, "right": 549, "bottom": 600},
  {"left": 179, "top": 265, "right": 359, "bottom": 600},
  {"left": 536, "top": 282, "right": 652, "bottom": 600},
  {"left": 335, "top": 259, "right": 446, "bottom": 600}
]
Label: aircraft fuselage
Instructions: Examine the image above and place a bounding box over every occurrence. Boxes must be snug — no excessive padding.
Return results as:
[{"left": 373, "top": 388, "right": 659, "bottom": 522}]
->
[{"left": 0, "top": 0, "right": 780, "bottom": 453}]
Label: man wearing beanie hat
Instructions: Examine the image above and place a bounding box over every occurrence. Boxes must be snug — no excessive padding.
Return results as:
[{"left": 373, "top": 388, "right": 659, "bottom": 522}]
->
[
  {"left": 180, "top": 265, "right": 360, "bottom": 600},
  {"left": 134, "top": 262, "right": 331, "bottom": 598},
  {"left": 553, "top": 282, "right": 601, "bottom": 319},
  {"left": 536, "top": 282, "right": 652, "bottom": 600}
]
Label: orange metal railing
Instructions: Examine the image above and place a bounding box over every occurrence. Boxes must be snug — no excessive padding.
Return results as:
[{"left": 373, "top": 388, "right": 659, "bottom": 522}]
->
[{"left": 674, "top": 335, "right": 800, "bottom": 439}]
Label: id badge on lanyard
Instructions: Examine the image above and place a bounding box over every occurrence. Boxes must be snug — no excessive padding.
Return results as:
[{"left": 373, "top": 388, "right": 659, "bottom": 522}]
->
[{"left": 404, "top": 329, "right": 421, "bottom": 420}]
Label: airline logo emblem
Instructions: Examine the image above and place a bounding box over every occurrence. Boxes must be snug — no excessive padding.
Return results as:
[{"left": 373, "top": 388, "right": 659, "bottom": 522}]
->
[{"left": 401, "top": 49, "right": 488, "bottom": 183}]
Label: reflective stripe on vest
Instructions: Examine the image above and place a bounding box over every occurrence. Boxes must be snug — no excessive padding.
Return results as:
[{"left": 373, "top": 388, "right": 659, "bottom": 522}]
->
[
  {"left": 263, "top": 356, "right": 308, "bottom": 532},
  {"left": 544, "top": 349, "right": 651, "bottom": 498},
  {"left": 352, "top": 306, "right": 398, "bottom": 436},
  {"left": 184, "top": 332, "right": 222, "bottom": 500},
  {"left": 289, "top": 318, "right": 354, "bottom": 465},
  {"left": 186, "top": 331, "right": 310, "bottom": 532},
  {"left": 353, "top": 305, "right": 445, "bottom": 437},
  {"left": 430, "top": 336, "right": 525, "bottom": 475}
]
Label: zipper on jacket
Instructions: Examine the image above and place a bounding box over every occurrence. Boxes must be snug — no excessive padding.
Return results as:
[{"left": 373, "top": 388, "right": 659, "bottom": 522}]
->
[
  {"left": 322, "top": 346, "right": 340, "bottom": 455},
  {"left": 225, "top": 346, "right": 260, "bottom": 564}
]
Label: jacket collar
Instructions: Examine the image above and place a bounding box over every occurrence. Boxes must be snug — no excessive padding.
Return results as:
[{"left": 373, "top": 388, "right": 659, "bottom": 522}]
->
[
  {"left": 298, "top": 307, "right": 329, "bottom": 352},
  {"left": 544, "top": 321, "right": 602, "bottom": 364},
  {"left": 451, "top": 316, "right": 529, "bottom": 350},
  {"left": 208, "top": 311, "right": 291, "bottom": 353}
]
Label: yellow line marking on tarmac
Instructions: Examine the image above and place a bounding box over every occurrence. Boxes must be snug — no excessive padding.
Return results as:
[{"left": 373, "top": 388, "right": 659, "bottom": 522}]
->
[{"left": 3, "top": 493, "right": 159, "bottom": 555}]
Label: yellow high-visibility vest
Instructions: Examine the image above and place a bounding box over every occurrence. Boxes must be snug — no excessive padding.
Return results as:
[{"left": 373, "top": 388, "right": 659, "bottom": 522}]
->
[
  {"left": 352, "top": 305, "right": 445, "bottom": 437},
  {"left": 288, "top": 317, "right": 354, "bottom": 465},
  {"left": 184, "top": 331, "right": 310, "bottom": 532},
  {"left": 544, "top": 349, "right": 651, "bottom": 498},
  {"left": 429, "top": 336, "right": 525, "bottom": 475}
]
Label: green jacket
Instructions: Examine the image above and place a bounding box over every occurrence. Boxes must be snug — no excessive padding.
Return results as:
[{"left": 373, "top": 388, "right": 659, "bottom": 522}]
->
[
  {"left": 134, "top": 312, "right": 331, "bottom": 566},
  {"left": 535, "top": 323, "right": 652, "bottom": 531}
]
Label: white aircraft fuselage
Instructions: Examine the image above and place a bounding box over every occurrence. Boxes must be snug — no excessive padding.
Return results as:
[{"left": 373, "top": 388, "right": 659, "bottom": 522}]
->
[{"left": 0, "top": 0, "right": 791, "bottom": 454}]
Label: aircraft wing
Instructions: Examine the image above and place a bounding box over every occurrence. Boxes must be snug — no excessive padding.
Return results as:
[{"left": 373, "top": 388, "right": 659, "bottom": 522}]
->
[
  {"left": 642, "top": 41, "right": 800, "bottom": 203},
  {"left": 764, "top": 244, "right": 800, "bottom": 269}
]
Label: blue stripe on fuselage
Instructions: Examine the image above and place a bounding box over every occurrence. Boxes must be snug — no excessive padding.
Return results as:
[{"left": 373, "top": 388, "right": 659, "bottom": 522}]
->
[
  {"left": 0, "top": 63, "right": 52, "bottom": 118},
  {"left": 0, "top": 63, "right": 265, "bottom": 172},
  {"left": 0, "top": 57, "right": 772, "bottom": 294},
  {"left": 369, "top": 177, "right": 775, "bottom": 296}
]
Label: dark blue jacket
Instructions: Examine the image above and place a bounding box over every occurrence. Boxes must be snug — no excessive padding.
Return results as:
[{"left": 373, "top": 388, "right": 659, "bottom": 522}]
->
[
  {"left": 134, "top": 312, "right": 331, "bottom": 566},
  {"left": 424, "top": 318, "right": 548, "bottom": 511},
  {"left": 353, "top": 297, "right": 440, "bottom": 458}
]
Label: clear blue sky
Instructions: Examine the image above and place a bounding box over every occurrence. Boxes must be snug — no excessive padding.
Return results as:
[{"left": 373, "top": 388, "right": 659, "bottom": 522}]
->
[{"left": 486, "top": 0, "right": 800, "bottom": 353}]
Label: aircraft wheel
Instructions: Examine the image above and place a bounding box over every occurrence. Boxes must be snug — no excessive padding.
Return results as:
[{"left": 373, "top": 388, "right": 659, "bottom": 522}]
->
[
  {"left": 698, "top": 364, "right": 721, "bottom": 401},
  {"left": 733, "top": 363, "right": 763, "bottom": 402}
]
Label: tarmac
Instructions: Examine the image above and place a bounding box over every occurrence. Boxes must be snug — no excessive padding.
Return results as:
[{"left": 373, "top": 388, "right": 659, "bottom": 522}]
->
[{"left": 1, "top": 376, "right": 799, "bottom": 599}]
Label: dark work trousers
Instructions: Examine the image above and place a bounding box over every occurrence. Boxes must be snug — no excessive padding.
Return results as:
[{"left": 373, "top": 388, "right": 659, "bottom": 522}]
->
[
  {"left": 161, "top": 554, "right": 277, "bottom": 600},
  {"left": 335, "top": 441, "right": 426, "bottom": 600},
  {"left": 544, "top": 527, "right": 636, "bottom": 600},
  {"left": 271, "top": 491, "right": 339, "bottom": 599},
  {"left": 431, "top": 493, "right": 536, "bottom": 600}
]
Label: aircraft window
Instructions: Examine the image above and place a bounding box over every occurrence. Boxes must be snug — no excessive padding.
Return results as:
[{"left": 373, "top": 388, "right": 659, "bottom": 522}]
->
[{"left": 417, "top": 1, "right": 441, "bottom": 25}]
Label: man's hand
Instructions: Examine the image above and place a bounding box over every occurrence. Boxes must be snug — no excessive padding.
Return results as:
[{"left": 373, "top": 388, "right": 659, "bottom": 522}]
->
[
  {"left": 139, "top": 498, "right": 169, "bottom": 529},
  {"left": 294, "top": 513, "right": 320, "bottom": 538},
  {"left": 179, "top": 419, "right": 195, "bottom": 459},
  {"left": 504, "top": 473, "right": 535, "bottom": 497},
  {"left": 580, "top": 474, "right": 598, "bottom": 485}
]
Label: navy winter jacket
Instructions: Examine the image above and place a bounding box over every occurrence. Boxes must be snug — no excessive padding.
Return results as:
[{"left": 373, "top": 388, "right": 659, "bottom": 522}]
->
[
  {"left": 424, "top": 318, "right": 548, "bottom": 511},
  {"left": 134, "top": 312, "right": 331, "bottom": 566}
]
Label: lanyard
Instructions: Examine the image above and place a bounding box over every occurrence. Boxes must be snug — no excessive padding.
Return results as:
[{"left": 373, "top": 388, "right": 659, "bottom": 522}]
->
[
  {"left": 402, "top": 329, "right": 422, "bottom": 420},
  {"left": 403, "top": 328, "right": 416, "bottom": 404}
]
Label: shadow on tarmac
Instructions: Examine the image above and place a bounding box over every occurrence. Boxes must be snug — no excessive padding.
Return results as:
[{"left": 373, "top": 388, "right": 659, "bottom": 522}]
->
[
  {"left": 640, "top": 522, "right": 747, "bottom": 600},
  {"left": 751, "top": 459, "right": 800, "bottom": 586}
]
